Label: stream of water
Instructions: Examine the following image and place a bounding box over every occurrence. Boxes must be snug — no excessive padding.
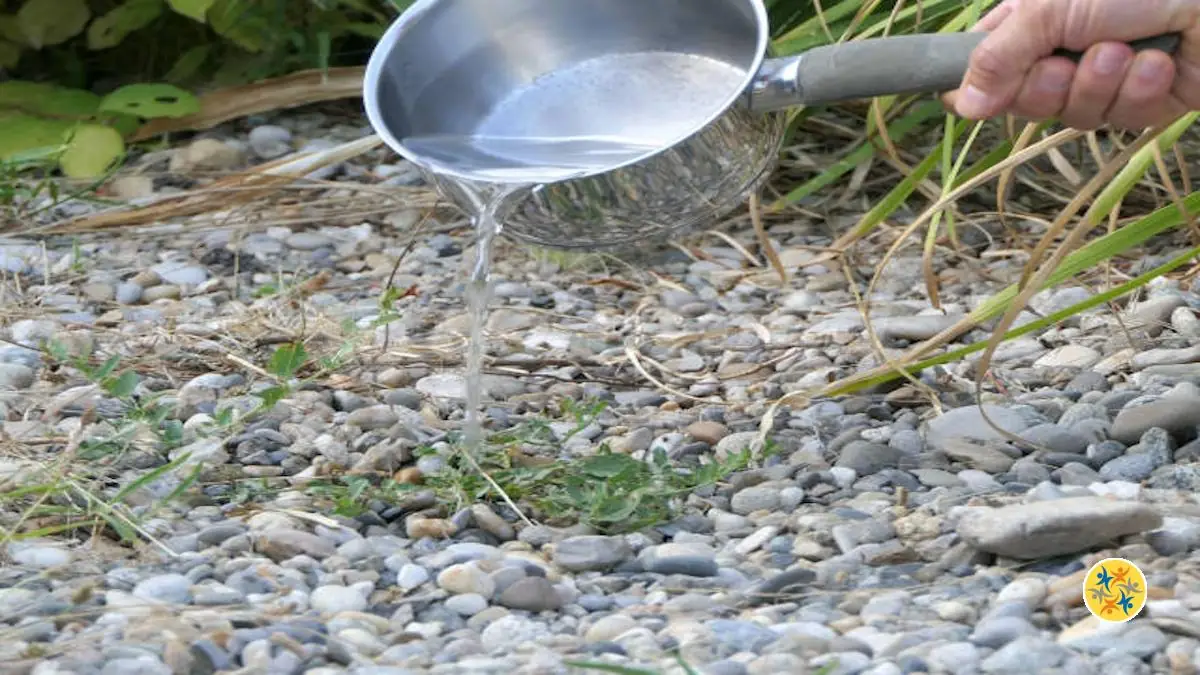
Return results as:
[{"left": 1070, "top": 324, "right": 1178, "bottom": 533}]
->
[{"left": 403, "top": 134, "right": 660, "bottom": 455}]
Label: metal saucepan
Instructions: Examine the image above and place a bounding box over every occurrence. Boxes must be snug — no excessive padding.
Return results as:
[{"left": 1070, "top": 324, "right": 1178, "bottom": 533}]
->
[{"left": 362, "top": 0, "right": 1179, "bottom": 250}]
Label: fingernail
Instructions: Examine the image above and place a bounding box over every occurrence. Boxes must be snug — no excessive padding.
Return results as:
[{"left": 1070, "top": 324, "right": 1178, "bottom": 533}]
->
[
  {"left": 955, "top": 85, "right": 996, "bottom": 118},
  {"left": 1134, "top": 54, "right": 1171, "bottom": 84},
  {"left": 1094, "top": 44, "right": 1130, "bottom": 76}
]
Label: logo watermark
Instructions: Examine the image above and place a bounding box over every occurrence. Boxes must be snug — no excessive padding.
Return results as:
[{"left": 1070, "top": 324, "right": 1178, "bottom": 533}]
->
[{"left": 1083, "top": 557, "right": 1148, "bottom": 623}]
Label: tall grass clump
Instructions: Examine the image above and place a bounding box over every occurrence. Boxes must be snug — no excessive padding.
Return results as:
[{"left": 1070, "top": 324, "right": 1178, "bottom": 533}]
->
[{"left": 752, "top": 0, "right": 1200, "bottom": 426}]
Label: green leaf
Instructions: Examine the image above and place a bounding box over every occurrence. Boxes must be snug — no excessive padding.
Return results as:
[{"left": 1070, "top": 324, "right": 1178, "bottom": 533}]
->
[
  {"left": 166, "top": 0, "right": 216, "bottom": 22},
  {"left": 16, "top": 0, "right": 90, "bottom": 49},
  {"left": 593, "top": 493, "right": 639, "bottom": 523},
  {"left": 105, "top": 112, "right": 143, "bottom": 138},
  {"left": 98, "top": 83, "right": 200, "bottom": 119},
  {"left": 0, "top": 81, "right": 101, "bottom": 119},
  {"left": 58, "top": 124, "right": 125, "bottom": 179},
  {"left": 268, "top": 342, "right": 308, "bottom": 379},
  {"left": 0, "top": 112, "right": 72, "bottom": 161},
  {"left": 87, "top": 0, "right": 163, "bottom": 50},
  {"left": 93, "top": 354, "right": 122, "bottom": 381},
  {"left": 580, "top": 453, "right": 637, "bottom": 478},
  {"left": 105, "top": 370, "right": 140, "bottom": 398}
]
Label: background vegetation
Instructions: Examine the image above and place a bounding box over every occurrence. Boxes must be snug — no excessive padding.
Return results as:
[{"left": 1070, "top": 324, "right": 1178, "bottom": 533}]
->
[{"left": 3, "top": 0, "right": 1200, "bottom": 427}]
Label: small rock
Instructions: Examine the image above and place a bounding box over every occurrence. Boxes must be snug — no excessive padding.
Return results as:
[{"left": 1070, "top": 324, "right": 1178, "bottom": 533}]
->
[
  {"left": 731, "top": 486, "right": 781, "bottom": 515},
  {"left": 939, "top": 439, "right": 1015, "bottom": 473},
  {"left": 132, "top": 574, "right": 191, "bottom": 604},
  {"left": 1110, "top": 395, "right": 1200, "bottom": 444},
  {"left": 255, "top": 529, "right": 337, "bottom": 561},
  {"left": 1034, "top": 345, "right": 1102, "bottom": 369},
  {"left": 311, "top": 585, "right": 367, "bottom": 613},
  {"left": 638, "top": 543, "right": 719, "bottom": 577},
  {"left": 836, "top": 441, "right": 906, "bottom": 474},
  {"left": 496, "top": 576, "right": 563, "bottom": 612},
  {"left": 471, "top": 503, "right": 515, "bottom": 541},
  {"left": 248, "top": 125, "right": 293, "bottom": 159},
  {"left": 437, "top": 563, "right": 496, "bottom": 596},
  {"left": 925, "top": 405, "right": 1030, "bottom": 447},
  {"left": 346, "top": 405, "right": 399, "bottom": 430},
  {"left": 586, "top": 615, "right": 638, "bottom": 642},
  {"left": 553, "top": 535, "right": 632, "bottom": 572},
  {"left": 170, "top": 138, "right": 244, "bottom": 172},
  {"left": 686, "top": 420, "right": 729, "bottom": 445},
  {"left": 0, "top": 363, "right": 34, "bottom": 390}
]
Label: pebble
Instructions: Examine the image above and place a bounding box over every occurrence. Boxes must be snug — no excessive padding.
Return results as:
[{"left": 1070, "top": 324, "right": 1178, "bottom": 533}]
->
[
  {"left": 496, "top": 577, "right": 563, "bottom": 612},
  {"left": 248, "top": 124, "right": 293, "bottom": 159},
  {"left": 9, "top": 113, "right": 1200, "bottom": 675},
  {"left": 553, "top": 536, "right": 632, "bottom": 572},
  {"left": 311, "top": 585, "right": 367, "bottom": 613}
]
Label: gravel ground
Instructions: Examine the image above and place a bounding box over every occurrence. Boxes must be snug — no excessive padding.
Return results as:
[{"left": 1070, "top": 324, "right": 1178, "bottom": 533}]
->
[{"left": 2, "top": 113, "right": 1200, "bottom": 675}]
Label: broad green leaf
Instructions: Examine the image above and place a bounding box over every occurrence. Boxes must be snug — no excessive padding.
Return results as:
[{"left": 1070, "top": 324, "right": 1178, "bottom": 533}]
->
[
  {"left": 268, "top": 342, "right": 308, "bottom": 379},
  {"left": 258, "top": 385, "right": 288, "bottom": 409},
  {"left": 0, "top": 81, "right": 101, "bottom": 119},
  {"left": 16, "top": 0, "right": 90, "bottom": 49},
  {"left": 0, "top": 112, "right": 72, "bottom": 160},
  {"left": 581, "top": 454, "right": 636, "bottom": 478},
  {"left": 593, "top": 494, "right": 639, "bottom": 523},
  {"left": 0, "top": 40, "right": 18, "bottom": 68},
  {"left": 58, "top": 124, "right": 125, "bottom": 179},
  {"left": 166, "top": 0, "right": 216, "bottom": 22},
  {"left": 105, "top": 370, "right": 140, "bottom": 398},
  {"left": 87, "top": 0, "right": 163, "bottom": 50},
  {"left": 106, "top": 112, "right": 144, "bottom": 138},
  {"left": 98, "top": 83, "right": 200, "bottom": 119}
]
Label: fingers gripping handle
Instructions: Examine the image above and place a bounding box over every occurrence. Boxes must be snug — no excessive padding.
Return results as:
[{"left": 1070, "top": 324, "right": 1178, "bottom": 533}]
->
[{"left": 747, "top": 31, "right": 1182, "bottom": 111}]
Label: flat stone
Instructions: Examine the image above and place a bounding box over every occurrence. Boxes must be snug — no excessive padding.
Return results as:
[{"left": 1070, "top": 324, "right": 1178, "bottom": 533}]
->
[
  {"left": 955, "top": 496, "right": 1162, "bottom": 559},
  {"left": 638, "top": 543, "right": 718, "bottom": 577},
  {"left": 1111, "top": 395, "right": 1200, "bottom": 444},
  {"left": 938, "top": 439, "right": 1015, "bottom": 473},
  {"left": 925, "top": 405, "right": 1030, "bottom": 448},
  {"left": 553, "top": 535, "right": 631, "bottom": 572},
  {"left": 254, "top": 529, "right": 336, "bottom": 562},
  {"left": 495, "top": 576, "right": 562, "bottom": 612}
]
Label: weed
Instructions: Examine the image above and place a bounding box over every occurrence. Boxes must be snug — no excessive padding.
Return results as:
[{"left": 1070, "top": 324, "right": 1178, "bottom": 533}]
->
[
  {"left": 0, "top": 342, "right": 204, "bottom": 544},
  {"left": 44, "top": 340, "right": 184, "bottom": 461},
  {"left": 302, "top": 397, "right": 763, "bottom": 534}
]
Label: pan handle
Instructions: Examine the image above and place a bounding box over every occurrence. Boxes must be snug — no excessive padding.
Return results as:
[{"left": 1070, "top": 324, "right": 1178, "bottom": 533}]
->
[{"left": 746, "top": 32, "right": 1182, "bottom": 112}]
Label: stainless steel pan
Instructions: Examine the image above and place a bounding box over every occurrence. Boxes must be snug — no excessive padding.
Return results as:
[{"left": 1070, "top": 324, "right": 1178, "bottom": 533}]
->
[{"left": 362, "top": 0, "right": 1179, "bottom": 250}]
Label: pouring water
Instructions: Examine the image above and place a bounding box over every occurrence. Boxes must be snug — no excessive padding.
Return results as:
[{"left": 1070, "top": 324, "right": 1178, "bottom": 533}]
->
[{"left": 415, "top": 134, "right": 662, "bottom": 455}]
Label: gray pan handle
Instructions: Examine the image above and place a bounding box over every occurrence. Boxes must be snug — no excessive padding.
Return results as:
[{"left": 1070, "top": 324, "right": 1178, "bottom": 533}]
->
[{"left": 747, "top": 32, "right": 1182, "bottom": 111}]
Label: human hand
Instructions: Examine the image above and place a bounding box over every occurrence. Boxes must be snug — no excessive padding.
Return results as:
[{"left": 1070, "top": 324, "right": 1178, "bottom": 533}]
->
[{"left": 943, "top": 0, "right": 1200, "bottom": 130}]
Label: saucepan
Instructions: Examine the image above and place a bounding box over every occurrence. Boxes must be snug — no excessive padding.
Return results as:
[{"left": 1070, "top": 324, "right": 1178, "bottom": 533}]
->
[{"left": 362, "top": 0, "right": 1179, "bottom": 250}]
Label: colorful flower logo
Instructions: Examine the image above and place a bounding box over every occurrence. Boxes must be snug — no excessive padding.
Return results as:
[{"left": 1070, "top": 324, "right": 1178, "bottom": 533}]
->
[{"left": 1083, "top": 557, "right": 1148, "bottom": 623}]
